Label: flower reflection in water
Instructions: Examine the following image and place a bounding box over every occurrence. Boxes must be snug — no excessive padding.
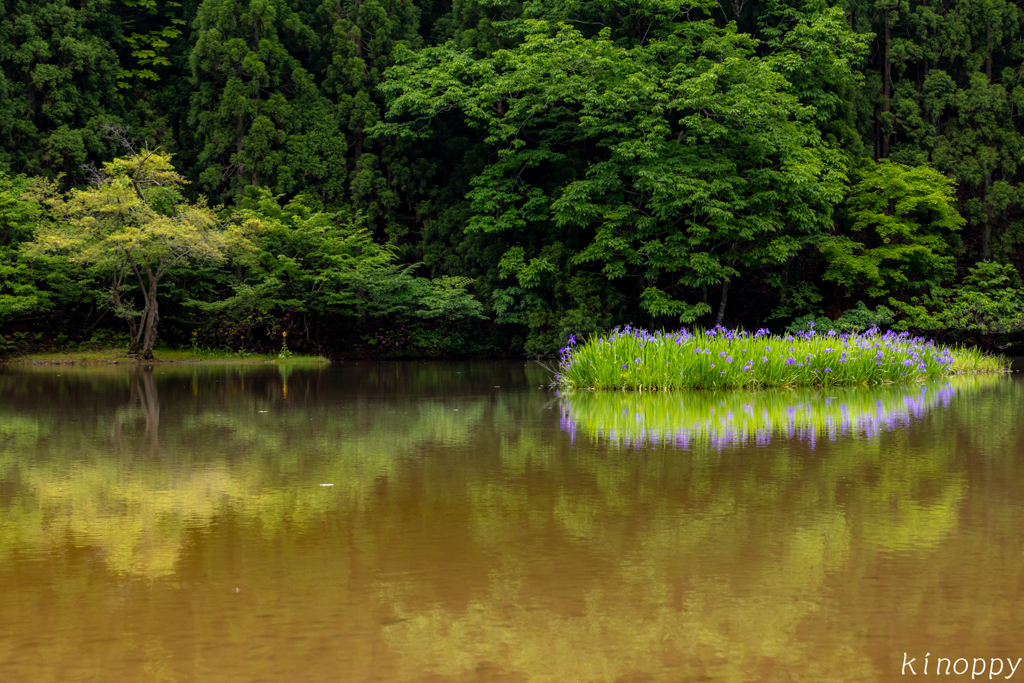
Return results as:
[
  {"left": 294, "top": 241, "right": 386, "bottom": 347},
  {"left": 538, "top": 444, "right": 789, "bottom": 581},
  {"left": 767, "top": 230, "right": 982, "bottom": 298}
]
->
[{"left": 558, "top": 379, "right": 988, "bottom": 452}]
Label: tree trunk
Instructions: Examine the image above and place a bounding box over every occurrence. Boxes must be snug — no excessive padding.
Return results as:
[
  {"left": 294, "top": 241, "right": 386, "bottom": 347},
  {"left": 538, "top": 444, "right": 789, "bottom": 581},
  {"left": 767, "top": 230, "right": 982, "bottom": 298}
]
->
[
  {"left": 982, "top": 171, "right": 993, "bottom": 260},
  {"left": 920, "top": 0, "right": 929, "bottom": 84},
  {"left": 987, "top": 23, "right": 993, "bottom": 82},
  {"left": 140, "top": 269, "right": 160, "bottom": 360},
  {"left": 130, "top": 299, "right": 155, "bottom": 356},
  {"left": 353, "top": 0, "right": 363, "bottom": 57},
  {"left": 129, "top": 329, "right": 142, "bottom": 355},
  {"left": 715, "top": 279, "right": 730, "bottom": 327},
  {"left": 141, "top": 303, "right": 160, "bottom": 360},
  {"left": 882, "top": 10, "right": 892, "bottom": 158}
]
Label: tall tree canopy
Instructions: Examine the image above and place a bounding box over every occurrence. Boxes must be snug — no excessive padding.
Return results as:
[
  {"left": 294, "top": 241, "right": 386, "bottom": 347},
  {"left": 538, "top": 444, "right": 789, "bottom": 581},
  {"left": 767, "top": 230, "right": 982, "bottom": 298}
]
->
[
  {"left": 380, "top": 1, "right": 868, "bottom": 327},
  {"left": 0, "top": 0, "right": 123, "bottom": 177},
  {"left": 4, "top": 0, "right": 1024, "bottom": 357}
]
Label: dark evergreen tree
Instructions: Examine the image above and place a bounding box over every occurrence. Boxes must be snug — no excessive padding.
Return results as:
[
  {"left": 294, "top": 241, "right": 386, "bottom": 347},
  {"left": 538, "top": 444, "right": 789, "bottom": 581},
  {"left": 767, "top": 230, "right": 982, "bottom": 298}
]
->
[
  {"left": 314, "top": 0, "right": 423, "bottom": 234},
  {"left": 188, "top": 0, "right": 348, "bottom": 204},
  {"left": 0, "top": 0, "right": 123, "bottom": 178}
]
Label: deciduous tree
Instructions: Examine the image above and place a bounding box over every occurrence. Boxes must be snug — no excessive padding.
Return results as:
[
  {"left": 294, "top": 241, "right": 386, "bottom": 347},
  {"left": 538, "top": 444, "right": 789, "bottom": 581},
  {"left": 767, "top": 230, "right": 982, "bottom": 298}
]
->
[
  {"left": 33, "top": 147, "right": 246, "bottom": 358},
  {"left": 380, "top": 1, "right": 867, "bottom": 331}
]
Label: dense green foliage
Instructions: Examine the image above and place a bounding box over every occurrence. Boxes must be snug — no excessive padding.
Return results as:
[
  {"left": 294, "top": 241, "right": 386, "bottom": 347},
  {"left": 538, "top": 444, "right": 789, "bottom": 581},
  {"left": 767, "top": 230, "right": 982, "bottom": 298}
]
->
[{"left": 3, "top": 0, "right": 1024, "bottom": 358}]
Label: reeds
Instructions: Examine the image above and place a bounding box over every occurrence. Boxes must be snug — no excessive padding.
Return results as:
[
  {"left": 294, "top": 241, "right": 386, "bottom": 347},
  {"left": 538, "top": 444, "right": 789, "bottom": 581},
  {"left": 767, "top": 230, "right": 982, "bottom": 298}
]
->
[{"left": 556, "top": 325, "right": 1009, "bottom": 391}]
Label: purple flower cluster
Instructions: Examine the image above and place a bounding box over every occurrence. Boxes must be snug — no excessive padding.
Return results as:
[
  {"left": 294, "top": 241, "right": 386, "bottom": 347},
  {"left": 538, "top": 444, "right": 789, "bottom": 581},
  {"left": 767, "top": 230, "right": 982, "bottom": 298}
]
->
[{"left": 557, "top": 321, "right": 990, "bottom": 391}]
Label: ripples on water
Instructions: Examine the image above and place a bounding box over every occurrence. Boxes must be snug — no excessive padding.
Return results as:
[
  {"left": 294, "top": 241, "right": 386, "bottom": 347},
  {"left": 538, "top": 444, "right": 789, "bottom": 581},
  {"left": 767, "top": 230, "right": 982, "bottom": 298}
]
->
[{"left": 0, "top": 363, "right": 1021, "bottom": 682}]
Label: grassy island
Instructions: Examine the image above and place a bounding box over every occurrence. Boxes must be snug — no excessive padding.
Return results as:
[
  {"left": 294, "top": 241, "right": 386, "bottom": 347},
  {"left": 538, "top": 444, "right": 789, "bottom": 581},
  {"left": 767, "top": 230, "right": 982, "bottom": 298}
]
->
[{"left": 556, "top": 326, "right": 1008, "bottom": 391}]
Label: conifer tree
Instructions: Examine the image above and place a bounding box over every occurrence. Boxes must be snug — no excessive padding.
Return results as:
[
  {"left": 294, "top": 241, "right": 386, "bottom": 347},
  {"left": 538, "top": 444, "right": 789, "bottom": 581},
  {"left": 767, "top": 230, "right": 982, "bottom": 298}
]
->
[
  {"left": 877, "top": 0, "right": 1024, "bottom": 261},
  {"left": 0, "top": 0, "right": 122, "bottom": 177},
  {"left": 189, "top": 0, "right": 349, "bottom": 205},
  {"left": 314, "top": 0, "right": 422, "bottom": 234}
]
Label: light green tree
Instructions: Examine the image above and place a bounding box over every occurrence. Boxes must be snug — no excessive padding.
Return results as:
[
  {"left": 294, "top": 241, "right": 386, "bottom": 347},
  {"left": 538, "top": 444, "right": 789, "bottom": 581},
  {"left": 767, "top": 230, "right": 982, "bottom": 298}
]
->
[
  {"left": 190, "top": 187, "right": 484, "bottom": 349},
  {"left": 818, "top": 160, "right": 966, "bottom": 299},
  {"left": 32, "top": 145, "right": 247, "bottom": 358},
  {"left": 0, "top": 174, "right": 44, "bottom": 321}
]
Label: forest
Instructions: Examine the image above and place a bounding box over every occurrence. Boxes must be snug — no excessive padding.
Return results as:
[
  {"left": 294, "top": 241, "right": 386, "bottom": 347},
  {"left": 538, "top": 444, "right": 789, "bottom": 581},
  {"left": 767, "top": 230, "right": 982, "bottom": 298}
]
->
[{"left": 2, "top": 0, "right": 1024, "bottom": 359}]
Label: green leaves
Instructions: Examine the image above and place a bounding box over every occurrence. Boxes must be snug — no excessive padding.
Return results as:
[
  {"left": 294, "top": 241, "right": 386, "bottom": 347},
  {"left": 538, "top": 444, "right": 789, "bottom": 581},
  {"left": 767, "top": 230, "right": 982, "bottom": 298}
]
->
[
  {"left": 415, "top": 277, "right": 487, "bottom": 321},
  {"left": 381, "top": 3, "right": 863, "bottom": 325},
  {"left": 0, "top": 0, "right": 122, "bottom": 177},
  {"left": 821, "top": 161, "right": 965, "bottom": 298},
  {"left": 118, "top": 3, "right": 185, "bottom": 87},
  {"left": 0, "top": 174, "right": 48, "bottom": 320},
  {"left": 498, "top": 246, "right": 556, "bottom": 288},
  {"left": 189, "top": 0, "right": 332, "bottom": 201},
  {"left": 889, "top": 262, "right": 1024, "bottom": 340},
  {"left": 6, "top": 0, "right": 1024, "bottom": 354},
  {"left": 639, "top": 287, "right": 711, "bottom": 322},
  {"left": 30, "top": 150, "right": 244, "bottom": 356},
  {"left": 196, "top": 188, "right": 486, "bottom": 343},
  {"left": 34, "top": 151, "right": 239, "bottom": 273}
]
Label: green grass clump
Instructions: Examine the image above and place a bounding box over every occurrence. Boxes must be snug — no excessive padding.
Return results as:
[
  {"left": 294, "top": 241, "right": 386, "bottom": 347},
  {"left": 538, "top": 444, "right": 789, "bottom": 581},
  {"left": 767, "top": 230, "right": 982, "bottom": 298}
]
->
[{"left": 556, "top": 325, "right": 1008, "bottom": 390}]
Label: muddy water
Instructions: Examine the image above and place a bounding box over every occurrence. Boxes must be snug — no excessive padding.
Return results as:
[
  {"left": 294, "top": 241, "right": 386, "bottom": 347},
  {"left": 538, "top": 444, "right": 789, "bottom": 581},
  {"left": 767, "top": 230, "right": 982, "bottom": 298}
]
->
[{"left": 0, "top": 363, "right": 1022, "bottom": 682}]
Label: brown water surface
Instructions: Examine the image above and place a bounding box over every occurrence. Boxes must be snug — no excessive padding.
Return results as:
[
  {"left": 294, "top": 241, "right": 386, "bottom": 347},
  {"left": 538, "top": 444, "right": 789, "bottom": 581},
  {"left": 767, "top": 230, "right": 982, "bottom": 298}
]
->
[{"left": 0, "top": 363, "right": 1022, "bottom": 682}]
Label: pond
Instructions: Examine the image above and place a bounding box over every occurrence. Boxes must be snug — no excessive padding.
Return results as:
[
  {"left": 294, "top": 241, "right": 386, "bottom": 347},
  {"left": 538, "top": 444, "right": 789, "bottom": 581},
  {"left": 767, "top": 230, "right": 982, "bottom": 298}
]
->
[{"left": 0, "top": 362, "right": 1022, "bottom": 682}]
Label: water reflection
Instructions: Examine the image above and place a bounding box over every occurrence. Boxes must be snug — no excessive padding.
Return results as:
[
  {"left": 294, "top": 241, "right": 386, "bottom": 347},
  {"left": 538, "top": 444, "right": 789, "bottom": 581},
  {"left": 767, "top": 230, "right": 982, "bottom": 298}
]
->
[
  {"left": 0, "top": 365, "right": 1021, "bottom": 682},
  {"left": 0, "top": 363, "right": 540, "bottom": 580},
  {"left": 559, "top": 378, "right": 1002, "bottom": 451}
]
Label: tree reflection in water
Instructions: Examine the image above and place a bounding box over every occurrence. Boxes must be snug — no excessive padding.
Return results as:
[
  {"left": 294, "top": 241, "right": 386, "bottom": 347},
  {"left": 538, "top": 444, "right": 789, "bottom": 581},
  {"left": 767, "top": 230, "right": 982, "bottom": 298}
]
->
[{"left": 0, "top": 366, "right": 1021, "bottom": 682}]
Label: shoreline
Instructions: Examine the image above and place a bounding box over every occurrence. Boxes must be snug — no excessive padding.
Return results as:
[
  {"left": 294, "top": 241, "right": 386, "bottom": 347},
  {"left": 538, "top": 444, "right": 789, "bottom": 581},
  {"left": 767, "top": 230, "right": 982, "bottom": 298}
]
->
[{"left": 1, "top": 348, "right": 330, "bottom": 366}]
